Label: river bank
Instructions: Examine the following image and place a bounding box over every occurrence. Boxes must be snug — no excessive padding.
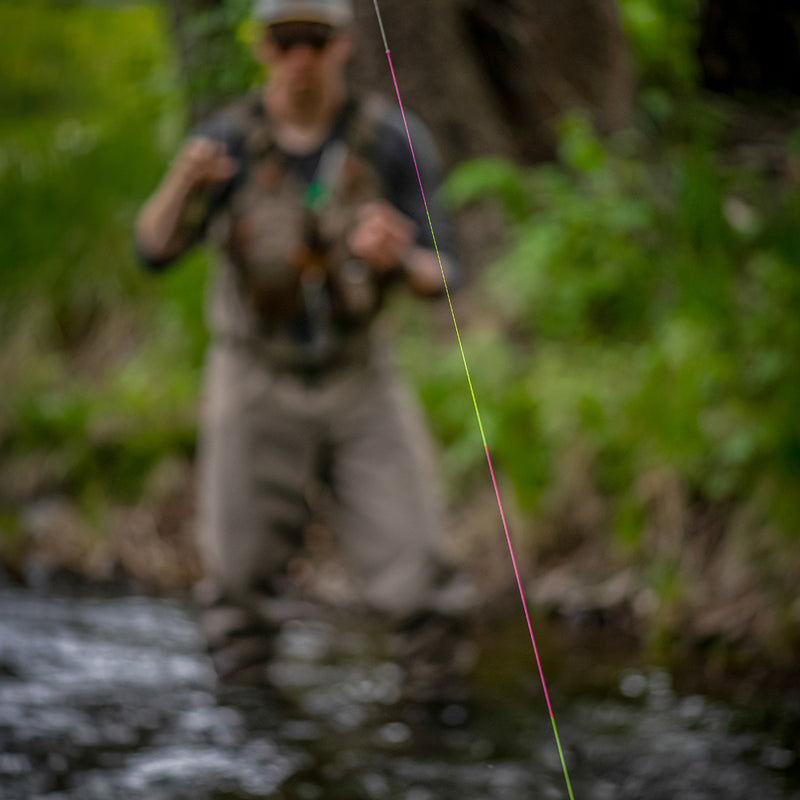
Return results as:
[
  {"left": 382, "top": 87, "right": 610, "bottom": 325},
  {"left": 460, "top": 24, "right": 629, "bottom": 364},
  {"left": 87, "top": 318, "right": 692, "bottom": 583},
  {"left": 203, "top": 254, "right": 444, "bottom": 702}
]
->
[{"left": 2, "top": 462, "right": 799, "bottom": 704}]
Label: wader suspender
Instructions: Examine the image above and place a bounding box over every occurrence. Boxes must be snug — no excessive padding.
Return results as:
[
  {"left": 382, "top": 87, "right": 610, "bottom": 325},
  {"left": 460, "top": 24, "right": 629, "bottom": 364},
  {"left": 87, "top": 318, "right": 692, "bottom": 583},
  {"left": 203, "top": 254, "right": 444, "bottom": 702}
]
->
[{"left": 296, "top": 139, "right": 349, "bottom": 356}]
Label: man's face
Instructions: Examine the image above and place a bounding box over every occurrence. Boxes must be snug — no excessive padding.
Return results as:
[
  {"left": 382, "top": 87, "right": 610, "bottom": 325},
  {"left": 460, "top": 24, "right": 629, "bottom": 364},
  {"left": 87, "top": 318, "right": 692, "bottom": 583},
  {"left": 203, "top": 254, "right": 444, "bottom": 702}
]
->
[{"left": 261, "top": 21, "right": 352, "bottom": 95}]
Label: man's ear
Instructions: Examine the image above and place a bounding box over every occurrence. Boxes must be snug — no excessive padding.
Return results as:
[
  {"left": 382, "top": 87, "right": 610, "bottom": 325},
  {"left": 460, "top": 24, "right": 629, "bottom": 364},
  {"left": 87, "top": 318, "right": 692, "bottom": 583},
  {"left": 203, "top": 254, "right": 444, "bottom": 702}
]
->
[{"left": 331, "top": 25, "right": 355, "bottom": 64}]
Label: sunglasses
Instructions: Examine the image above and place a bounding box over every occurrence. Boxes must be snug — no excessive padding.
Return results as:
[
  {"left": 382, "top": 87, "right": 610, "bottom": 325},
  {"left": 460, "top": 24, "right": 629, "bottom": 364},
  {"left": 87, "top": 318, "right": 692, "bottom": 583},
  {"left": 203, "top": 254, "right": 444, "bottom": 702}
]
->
[{"left": 269, "top": 22, "right": 335, "bottom": 53}]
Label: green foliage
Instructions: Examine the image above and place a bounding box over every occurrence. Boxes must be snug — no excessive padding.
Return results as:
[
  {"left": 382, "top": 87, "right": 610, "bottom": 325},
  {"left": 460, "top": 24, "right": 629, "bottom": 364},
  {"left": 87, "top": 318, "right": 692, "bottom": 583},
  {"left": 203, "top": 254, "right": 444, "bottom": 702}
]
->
[
  {"left": 433, "top": 111, "right": 800, "bottom": 544},
  {"left": 444, "top": 157, "right": 531, "bottom": 223},
  {"left": 0, "top": 0, "right": 179, "bottom": 333},
  {"left": 618, "top": 0, "right": 700, "bottom": 90},
  {"left": 7, "top": 329, "right": 199, "bottom": 505},
  {"left": 0, "top": 1, "right": 208, "bottom": 514},
  {"left": 179, "top": 0, "right": 263, "bottom": 106}
]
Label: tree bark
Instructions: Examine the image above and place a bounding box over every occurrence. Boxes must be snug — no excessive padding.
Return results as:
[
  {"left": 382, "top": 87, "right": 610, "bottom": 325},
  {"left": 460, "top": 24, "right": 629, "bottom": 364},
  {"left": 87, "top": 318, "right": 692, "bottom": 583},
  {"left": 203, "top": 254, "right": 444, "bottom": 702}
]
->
[{"left": 350, "top": 0, "right": 635, "bottom": 168}]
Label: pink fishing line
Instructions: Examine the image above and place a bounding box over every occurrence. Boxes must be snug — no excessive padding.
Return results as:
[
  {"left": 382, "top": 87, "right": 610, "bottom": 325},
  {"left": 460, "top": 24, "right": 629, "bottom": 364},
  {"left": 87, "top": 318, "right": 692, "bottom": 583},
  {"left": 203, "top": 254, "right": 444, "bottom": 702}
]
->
[{"left": 370, "top": 4, "right": 576, "bottom": 796}]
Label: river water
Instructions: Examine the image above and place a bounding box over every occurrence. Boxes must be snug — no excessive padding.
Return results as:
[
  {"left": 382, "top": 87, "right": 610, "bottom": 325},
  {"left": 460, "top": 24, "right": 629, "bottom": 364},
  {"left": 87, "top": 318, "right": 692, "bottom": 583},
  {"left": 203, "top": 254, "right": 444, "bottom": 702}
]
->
[{"left": 0, "top": 584, "right": 797, "bottom": 799}]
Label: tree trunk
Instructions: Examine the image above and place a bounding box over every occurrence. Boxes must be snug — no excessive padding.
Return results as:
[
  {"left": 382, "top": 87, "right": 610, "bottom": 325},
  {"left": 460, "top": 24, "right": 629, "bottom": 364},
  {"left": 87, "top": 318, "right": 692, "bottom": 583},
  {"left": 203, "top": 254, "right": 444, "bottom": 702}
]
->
[{"left": 351, "top": 0, "right": 635, "bottom": 168}]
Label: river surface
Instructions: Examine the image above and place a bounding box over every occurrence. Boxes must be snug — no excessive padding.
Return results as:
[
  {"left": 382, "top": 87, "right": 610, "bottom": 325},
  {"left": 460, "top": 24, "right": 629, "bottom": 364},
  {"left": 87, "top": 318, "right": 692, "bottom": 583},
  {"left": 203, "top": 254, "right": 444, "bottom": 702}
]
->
[{"left": 0, "top": 583, "right": 798, "bottom": 799}]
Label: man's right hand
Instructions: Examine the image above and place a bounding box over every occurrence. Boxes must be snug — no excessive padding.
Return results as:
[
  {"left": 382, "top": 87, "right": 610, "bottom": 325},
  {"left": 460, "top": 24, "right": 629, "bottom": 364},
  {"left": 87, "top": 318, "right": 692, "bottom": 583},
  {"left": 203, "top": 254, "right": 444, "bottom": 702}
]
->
[
  {"left": 135, "top": 138, "right": 238, "bottom": 262},
  {"left": 171, "top": 137, "right": 239, "bottom": 192}
]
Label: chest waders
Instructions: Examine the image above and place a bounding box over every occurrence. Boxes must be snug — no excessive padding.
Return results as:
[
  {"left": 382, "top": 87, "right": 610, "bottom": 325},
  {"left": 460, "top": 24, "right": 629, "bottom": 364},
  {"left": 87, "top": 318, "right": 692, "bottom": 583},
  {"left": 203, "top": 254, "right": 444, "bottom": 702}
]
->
[
  {"left": 193, "top": 95, "right": 464, "bottom": 692},
  {"left": 205, "top": 94, "right": 393, "bottom": 371}
]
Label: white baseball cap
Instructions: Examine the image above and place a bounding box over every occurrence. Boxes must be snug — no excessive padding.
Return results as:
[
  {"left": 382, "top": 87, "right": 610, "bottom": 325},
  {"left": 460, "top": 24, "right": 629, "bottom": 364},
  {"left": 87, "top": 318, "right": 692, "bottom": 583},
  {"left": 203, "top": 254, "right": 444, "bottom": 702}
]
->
[{"left": 253, "top": 0, "right": 354, "bottom": 27}]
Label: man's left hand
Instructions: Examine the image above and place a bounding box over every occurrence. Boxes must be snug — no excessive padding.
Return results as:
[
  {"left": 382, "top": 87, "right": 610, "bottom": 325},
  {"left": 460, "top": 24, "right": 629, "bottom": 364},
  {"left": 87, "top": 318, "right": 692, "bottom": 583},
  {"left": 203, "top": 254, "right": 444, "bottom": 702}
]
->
[{"left": 348, "top": 201, "right": 416, "bottom": 273}]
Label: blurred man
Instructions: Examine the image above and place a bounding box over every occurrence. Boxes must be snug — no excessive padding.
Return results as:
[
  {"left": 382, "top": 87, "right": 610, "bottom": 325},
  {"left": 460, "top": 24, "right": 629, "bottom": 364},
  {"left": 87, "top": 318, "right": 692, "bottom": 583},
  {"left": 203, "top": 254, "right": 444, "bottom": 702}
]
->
[{"left": 136, "top": 0, "right": 472, "bottom": 691}]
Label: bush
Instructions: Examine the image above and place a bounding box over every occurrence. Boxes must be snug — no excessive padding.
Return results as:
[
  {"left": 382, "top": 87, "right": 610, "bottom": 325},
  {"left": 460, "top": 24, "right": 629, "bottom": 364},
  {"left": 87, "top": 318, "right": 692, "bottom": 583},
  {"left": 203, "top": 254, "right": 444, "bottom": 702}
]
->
[
  {"left": 430, "top": 110, "right": 800, "bottom": 547},
  {"left": 0, "top": 1, "right": 207, "bottom": 515}
]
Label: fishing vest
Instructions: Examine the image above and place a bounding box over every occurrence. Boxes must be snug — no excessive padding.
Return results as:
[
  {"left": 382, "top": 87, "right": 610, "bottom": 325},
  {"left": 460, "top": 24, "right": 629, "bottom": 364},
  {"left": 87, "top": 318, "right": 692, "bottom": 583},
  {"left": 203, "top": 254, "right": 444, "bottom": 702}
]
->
[{"left": 202, "top": 93, "right": 394, "bottom": 370}]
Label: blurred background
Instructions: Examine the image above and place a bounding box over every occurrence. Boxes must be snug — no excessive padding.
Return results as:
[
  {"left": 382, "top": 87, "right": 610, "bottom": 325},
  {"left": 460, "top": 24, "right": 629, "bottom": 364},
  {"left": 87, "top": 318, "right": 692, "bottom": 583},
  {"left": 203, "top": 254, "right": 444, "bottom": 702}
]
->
[
  {"left": 2, "top": 2, "right": 800, "bottom": 798},
  {"left": 1, "top": 0, "right": 800, "bottom": 678}
]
